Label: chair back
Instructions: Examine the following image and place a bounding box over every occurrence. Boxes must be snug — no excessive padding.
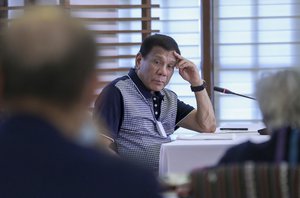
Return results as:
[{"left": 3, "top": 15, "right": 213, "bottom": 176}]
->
[{"left": 190, "top": 163, "right": 300, "bottom": 198}]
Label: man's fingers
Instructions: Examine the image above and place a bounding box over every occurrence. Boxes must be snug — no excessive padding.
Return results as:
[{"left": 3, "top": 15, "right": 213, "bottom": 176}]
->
[
  {"left": 174, "top": 51, "right": 196, "bottom": 71},
  {"left": 177, "top": 59, "right": 191, "bottom": 69},
  {"left": 180, "top": 62, "right": 189, "bottom": 69},
  {"left": 173, "top": 51, "right": 183, "bottom": 60},
  {"left": 176, "top": 59, "right": 186, "bottom": 68}
]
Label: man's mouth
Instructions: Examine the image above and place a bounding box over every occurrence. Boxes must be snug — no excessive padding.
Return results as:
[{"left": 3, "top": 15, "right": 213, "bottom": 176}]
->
[{"left": 153, "top": 79, "right": 165, "bottom": 85}]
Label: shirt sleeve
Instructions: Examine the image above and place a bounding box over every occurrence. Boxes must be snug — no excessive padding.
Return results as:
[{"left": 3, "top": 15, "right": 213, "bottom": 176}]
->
[
  {"left": 175, "top": 99, "right": 194, "bottom": 129},
  {"left": 93, "top": 84, "right": 123, "bottom": 139}
]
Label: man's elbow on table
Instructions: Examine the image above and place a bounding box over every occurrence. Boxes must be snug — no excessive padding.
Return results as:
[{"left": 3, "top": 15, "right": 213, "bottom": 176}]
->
[
  {"left": 199, "top": 121, "right": 217, "bottom": 133},
  {"left": 196, "top": 114, "right": 217, "bottom": 133},
  {"left": 179, "top": 111, "right": 217, "bottom": 133}
]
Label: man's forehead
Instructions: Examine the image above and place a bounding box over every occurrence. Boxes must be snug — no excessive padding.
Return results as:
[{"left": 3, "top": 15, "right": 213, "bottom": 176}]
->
[{"left": 149, "top": 47, "right": 177, "bottom": 60}]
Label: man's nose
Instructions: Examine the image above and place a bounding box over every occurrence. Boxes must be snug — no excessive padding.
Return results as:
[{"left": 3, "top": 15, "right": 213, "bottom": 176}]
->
[{"left": 158, "top": 65, "right": 168, "bottom": 76}]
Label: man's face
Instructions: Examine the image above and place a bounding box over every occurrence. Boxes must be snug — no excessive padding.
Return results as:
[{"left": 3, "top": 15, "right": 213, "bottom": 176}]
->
[{"left": 136, "top": 46, "right": 177, "bottom": 93}]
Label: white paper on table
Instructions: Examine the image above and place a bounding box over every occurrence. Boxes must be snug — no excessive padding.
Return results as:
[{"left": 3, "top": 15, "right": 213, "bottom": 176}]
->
[
  {"left": 216, "top": 123, "right": 266, "bottom": 133},
  {"left": 176, "top": 133, "right": 236, "bottom": 140}
]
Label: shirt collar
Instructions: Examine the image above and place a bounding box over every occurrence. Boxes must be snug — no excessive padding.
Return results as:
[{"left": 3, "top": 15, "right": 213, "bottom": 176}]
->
[{"left": 128, "top": 68, "right": 164, "bottom": 100}]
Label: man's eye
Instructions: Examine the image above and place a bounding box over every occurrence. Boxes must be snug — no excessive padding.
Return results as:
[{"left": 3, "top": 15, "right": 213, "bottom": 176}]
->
[
  {"left": 168, "top": 64, "right": 175, "bottom": 69},
  {"left": 154, "top": 60, "right": 161, "bottom": 65}
]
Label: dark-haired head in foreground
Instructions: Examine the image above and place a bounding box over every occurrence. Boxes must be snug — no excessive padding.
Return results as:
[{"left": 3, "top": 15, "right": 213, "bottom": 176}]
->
[{"left": 0, "top": 6, "right": 161, "bottom": 198}]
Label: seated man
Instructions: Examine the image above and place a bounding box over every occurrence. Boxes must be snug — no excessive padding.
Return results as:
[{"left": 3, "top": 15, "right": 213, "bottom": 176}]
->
[
  {"left": 0, "top": 7, "right": 161, "bottom": 198},
  {"left": 219, "top": 69, "right": 300, "bottom": 165},
  {"left": 94, "top": 34, "right": 216, "bottom": 172}
]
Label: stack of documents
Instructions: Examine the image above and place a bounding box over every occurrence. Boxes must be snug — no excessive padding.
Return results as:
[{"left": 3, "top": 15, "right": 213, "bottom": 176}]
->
[
  {"left": 176, "top": 133, "right": 236, "bottom": 140},
  {"left": 172, "top": 123, "right": 265, "bottom": 141},
  {"left": 216, "top": 123, "right": 265, "bottom": 133}
]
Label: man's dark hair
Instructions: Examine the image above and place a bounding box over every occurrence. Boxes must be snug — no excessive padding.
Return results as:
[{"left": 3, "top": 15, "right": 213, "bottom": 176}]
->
[
  {"left": 139, "top": 34, "right": 181, "bottom": 57},
  {"left": 0, "top": 7, "right": 97, "bottom": 109}
]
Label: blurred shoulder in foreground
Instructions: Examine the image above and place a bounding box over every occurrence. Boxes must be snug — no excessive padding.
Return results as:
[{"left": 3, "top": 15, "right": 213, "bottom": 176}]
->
[{"left": 0, "top": 6, "right": 161, "bottom": 198}]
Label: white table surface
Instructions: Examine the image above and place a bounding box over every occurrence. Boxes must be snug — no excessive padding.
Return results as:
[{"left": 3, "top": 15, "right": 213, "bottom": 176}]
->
[{"left": 159, "top": 133, "right": 270, "bottom": 176}]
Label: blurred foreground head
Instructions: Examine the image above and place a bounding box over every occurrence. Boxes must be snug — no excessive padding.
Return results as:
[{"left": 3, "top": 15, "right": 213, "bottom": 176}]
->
[
  {"left": 256, "top": 69, "right": 300, "bottom": 130},
  {"left": 0, "top": 6, "right": 97, "bottom": 110}
]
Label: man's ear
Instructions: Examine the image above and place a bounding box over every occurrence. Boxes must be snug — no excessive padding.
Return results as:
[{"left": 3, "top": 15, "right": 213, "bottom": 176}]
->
[{"left": 135, "top": 53, "right": 143, "bottom": 70}]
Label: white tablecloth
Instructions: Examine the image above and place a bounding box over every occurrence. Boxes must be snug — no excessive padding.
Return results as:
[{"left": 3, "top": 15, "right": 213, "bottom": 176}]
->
[{"left": 159, "top": 134, "right": 270, "bottom": 176}]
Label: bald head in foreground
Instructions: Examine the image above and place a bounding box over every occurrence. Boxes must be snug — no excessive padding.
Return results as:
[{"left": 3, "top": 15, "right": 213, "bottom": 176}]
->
[{"left": 0, "top": 7, "right": 161, "bottom": 198}]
